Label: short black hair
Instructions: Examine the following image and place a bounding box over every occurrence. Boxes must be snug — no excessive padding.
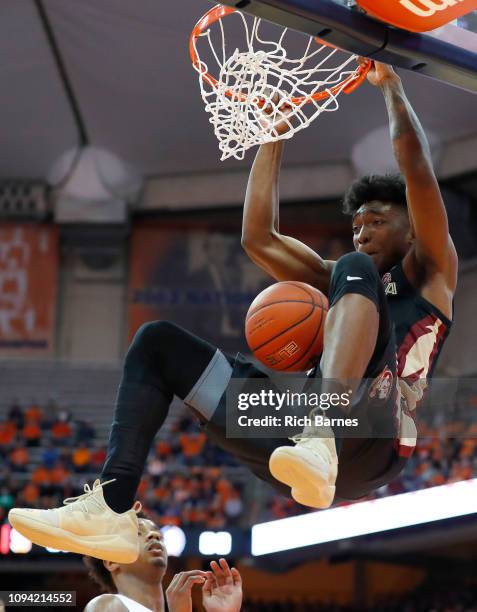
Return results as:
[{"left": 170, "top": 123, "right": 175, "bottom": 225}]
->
[
  {"left": 342, "top": 174, "right": 407, "bottom": 215},
  {"left": 83, "top": 556, "right": 117, "bottom": 594}
]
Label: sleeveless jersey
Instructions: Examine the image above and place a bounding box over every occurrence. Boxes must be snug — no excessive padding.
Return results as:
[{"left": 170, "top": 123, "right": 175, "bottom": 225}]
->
[
  {"left": 113, "top": 594, "right": 153, "bottom": 612},
  {"left": 383, "top": 262, "right": 452, "bottom": 380},
  {"left": 383, "top": 262, "right": 452, "bottom": 457}
]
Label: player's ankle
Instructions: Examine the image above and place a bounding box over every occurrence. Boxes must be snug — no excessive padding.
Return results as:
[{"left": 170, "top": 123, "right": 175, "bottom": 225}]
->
[{"left": 100, "top": 475, "right": 137, "bottom": 514}]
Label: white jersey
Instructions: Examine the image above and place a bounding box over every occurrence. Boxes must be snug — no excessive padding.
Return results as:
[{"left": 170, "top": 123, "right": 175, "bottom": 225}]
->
[{"left": 113, "top": 594, "right": 153, "bottom": 612}]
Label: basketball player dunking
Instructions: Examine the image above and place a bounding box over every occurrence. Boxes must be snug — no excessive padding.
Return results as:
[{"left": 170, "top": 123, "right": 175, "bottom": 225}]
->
[{"left": 9, "top": 61, "right": 457, "bottom": 563}]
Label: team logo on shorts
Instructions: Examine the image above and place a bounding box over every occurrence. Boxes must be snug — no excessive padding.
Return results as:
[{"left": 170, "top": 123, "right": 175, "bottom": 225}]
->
[{"left": 369, "top": 366, "right": 394, "bottom": 401}]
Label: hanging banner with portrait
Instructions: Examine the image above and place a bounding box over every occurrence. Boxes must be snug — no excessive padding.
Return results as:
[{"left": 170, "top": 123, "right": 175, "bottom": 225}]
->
[{"left": 128, "top": 216, "right": 348, "bottom": 355}]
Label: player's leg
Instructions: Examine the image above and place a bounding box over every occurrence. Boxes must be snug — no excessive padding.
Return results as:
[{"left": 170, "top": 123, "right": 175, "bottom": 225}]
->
[
  {"left": 100, "top": 320, "right": 233, "bottom": 513},
  {"left": 269, "top": 252, "right": 391, "bottom": 509},
  {"left": 9, "top": 321, "right": 232, "bottom": 562}
]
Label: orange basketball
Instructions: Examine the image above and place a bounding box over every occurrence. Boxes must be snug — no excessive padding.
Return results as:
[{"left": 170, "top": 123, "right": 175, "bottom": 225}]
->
[{"left": 245, "top": 281, "right": 328, "bottom": 372}]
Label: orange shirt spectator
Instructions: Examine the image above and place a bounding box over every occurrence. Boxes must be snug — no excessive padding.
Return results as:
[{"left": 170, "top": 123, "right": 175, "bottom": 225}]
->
[
  {"left": 216, "top": 477, "right": 233, "bottom": 502},
  {"left": 179, "top": 432, "right": 206, "bottom": 457},
  {"left": 32, "top": 466, "right": 51, "bottom": 485},
  {"left": 0, "top": 421, "right": 17, "bottom": 446},
  {"left": 91, "top": 447, "right": 106, "bottom": 467},
  {"left": 22, "top": 483, "right": 40, "bottom": 505},
  {"left": 51, "top": 421, "right": 72, "bottom": 443},
  {"left": 9, "top": 447, "right": 29, "bottom": 469},
  {"left": 72, "top": 447, "right": 91, "bottom": 469},
  {"left": 25, "top": 403, "right": 43, "bottom": 423},
  {"left": 50, "top": 463, "right": 70, "bottom": 486},
  {"left": 22, "top": 420, "right": 41, "bottom": 446},
  {"left": 137, "top": 478, "right": 148, "bottom": 499},
  {"left": 156, "top": 440, "right": 172, "bottom": 458}
]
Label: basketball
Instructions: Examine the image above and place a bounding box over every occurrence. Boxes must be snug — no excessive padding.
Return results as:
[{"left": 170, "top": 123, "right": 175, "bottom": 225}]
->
[{"left": 245, "top": 281, "right": 328, "bottom": 372}]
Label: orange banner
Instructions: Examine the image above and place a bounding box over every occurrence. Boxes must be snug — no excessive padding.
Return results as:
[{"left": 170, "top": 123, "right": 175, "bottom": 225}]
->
[
  {"left": 357, "top": 0, "right": 477, "bottom": 32},
  {"left": 0, "top": 224, "right": 58, "bottom": 354}
]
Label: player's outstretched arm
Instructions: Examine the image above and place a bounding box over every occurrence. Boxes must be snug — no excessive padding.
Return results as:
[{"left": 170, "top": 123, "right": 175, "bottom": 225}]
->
[
  {"left": 242, "top": 141, "right": 334, "bottom": 293},
  {"left": 364, "top": 60, "right": 457, "bottom": 291}
]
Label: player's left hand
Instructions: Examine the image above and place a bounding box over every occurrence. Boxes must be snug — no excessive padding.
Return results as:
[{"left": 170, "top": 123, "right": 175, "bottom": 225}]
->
[
  {"left": 202, "top": 558, "right": 243, "bottom": 612},
  {"left": 166, "top": 570, "right": 207, "bottom": 612},
  {"left": 358, "top": 58, "right": 400, "bottom": 87}
]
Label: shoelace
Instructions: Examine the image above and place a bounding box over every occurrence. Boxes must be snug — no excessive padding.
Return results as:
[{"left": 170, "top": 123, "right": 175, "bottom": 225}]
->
[
  {"left": 63, "top": 479, "right": 117, "bottom": 513},
  {"left": 61, "top": 479, "right": 142, "bottom": 515}
]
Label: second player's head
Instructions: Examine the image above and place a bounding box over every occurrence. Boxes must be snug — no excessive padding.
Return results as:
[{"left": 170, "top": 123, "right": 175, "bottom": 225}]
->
[
  {"left": 343, "top": 174, "right": 413, "bottom": 274},
  {"left": 83, "top": 516, "right": 168, "bottom": 593}
]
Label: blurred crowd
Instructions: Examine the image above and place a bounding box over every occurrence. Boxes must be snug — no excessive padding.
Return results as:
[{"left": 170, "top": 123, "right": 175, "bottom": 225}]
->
[
  {"left": 2, "top": 400, "right": 477, "bottom": 528},
  {"left": 0, "top": 403, "right": 243, "bottom": 529}
]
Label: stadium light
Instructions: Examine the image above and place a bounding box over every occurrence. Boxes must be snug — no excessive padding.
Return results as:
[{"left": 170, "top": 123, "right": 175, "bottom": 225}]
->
[
  {"left": 10, "top": 528, "right": 32, "bottom": 554},
  {"left": 252, "top": 478, "right": 477, "bottom": 556},
  {"left": 199, "top": 531, "right": 232, "bottom": 556},
  {"left": 162, "top": 526, "right": 186, "bottom": 557}
]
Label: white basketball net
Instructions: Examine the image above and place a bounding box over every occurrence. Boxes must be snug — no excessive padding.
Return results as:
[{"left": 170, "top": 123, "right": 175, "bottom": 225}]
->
[{"left": 191, "top": 9, "right": 363, "bottom": 161}]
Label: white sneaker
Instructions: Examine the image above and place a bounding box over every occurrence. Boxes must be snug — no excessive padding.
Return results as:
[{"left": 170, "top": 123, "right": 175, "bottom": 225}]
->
[
  {"left": 269, "top": 436, "right": 338, "bottom": 509},
  {"left": 8, "top": 479, "right": 140, "bottom": 563}
]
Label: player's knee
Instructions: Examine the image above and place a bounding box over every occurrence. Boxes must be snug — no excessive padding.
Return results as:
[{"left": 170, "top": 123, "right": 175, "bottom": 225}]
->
[
  {"left": 126, "top": 320, "right": 181, "bottom": 366},
  {"left": 134, "top": 320, "right": 179, "bottom": 347},
  {"left": 334, "top": 251, "right": 377, "bottom": 280}
]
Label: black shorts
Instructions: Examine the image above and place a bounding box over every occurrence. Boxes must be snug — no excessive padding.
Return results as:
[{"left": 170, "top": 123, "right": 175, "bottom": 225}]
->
[{"left": 196, "top": 253, "right": 410, "bottom": 501}]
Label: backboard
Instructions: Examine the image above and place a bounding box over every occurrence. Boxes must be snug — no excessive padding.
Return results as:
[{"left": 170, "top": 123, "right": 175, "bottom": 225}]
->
[{"left": 217, "top": 0, "right": 477, "bottom": 93}]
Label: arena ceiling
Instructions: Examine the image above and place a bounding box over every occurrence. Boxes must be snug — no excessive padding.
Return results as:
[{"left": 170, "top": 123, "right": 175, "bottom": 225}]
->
[{"left": 1, "top": 0, "right": 476, "bottom": 209}]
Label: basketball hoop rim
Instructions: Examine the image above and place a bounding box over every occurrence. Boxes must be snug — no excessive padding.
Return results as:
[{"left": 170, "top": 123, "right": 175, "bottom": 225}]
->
[{"left": 189, "top": 4, "right": 372, "bottom": 105}]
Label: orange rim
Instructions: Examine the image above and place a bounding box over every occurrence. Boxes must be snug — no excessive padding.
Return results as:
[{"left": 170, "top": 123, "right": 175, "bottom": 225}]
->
[{"left": 189, "top": 4, "right": 372, "bottom": 105}]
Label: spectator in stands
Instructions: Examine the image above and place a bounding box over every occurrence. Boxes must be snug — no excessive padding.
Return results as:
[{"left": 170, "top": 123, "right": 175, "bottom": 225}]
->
[
  {"left": 74, "top": 419, "right": 95, "bottom": 445},
  {"left": 0, "top": 420, "right": 17, "bottom": 450},
  {"left": 20, "top": 482, "right": 40, "bottom": 507},
  {"left": 50, "top": 418, "right": 73, "bottom": 446},
  {"left": 24, "top": 400, "right": 42, "bottom": 424},
  {"left": 21, "top": 418, "right": 41, "bottom": 447},
  {"left": 91, "top": 447, "right": 107, "bottom": 470},
  {"left": 8, "top": 446, "right": 29, "bottom": 472},
  {"left": 72, "top": 445, "right": 91, "bottom": 473},
  {"left": 32, "top": 465, "right": 53, "bottom": 496},
  {"left": 0, "top": 488, "right": 14, "bottom": 512},
  {"left": 50, "top": 461, "right": 71, "bottom": 493},
  {"left": 7, "top": 400, "right": 24, "bottom": 429},
  {"left": 41, "top": 398, "right": 59, "bottom": 430},
  {"left": 179, "top": 429, "right": 207, "bottom": 466},
  {"left": 41, "top": 442, "right": 59, "bottom": 469}
]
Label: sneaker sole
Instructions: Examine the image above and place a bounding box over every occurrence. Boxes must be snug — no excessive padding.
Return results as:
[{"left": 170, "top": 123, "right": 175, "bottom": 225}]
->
[
  {"left": 269, "top": 447, "right": 336, "bottom": 509},
  {"left": 8, "top": 510, "right": 139, "bottom": 564}
]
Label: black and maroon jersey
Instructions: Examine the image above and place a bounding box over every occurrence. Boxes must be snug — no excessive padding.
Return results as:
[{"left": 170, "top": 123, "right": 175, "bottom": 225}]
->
[{"left": 383, "top": 262, "right": 452, "bottom": 382}]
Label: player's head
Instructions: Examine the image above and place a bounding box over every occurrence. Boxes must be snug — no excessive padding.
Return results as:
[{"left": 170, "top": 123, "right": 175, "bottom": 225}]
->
[
  {"left": 343, "top": 174, "right": 413, "bottom": 273},
  {"left": 83, "top": 516, "right": 167, "bottom": 593}
]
